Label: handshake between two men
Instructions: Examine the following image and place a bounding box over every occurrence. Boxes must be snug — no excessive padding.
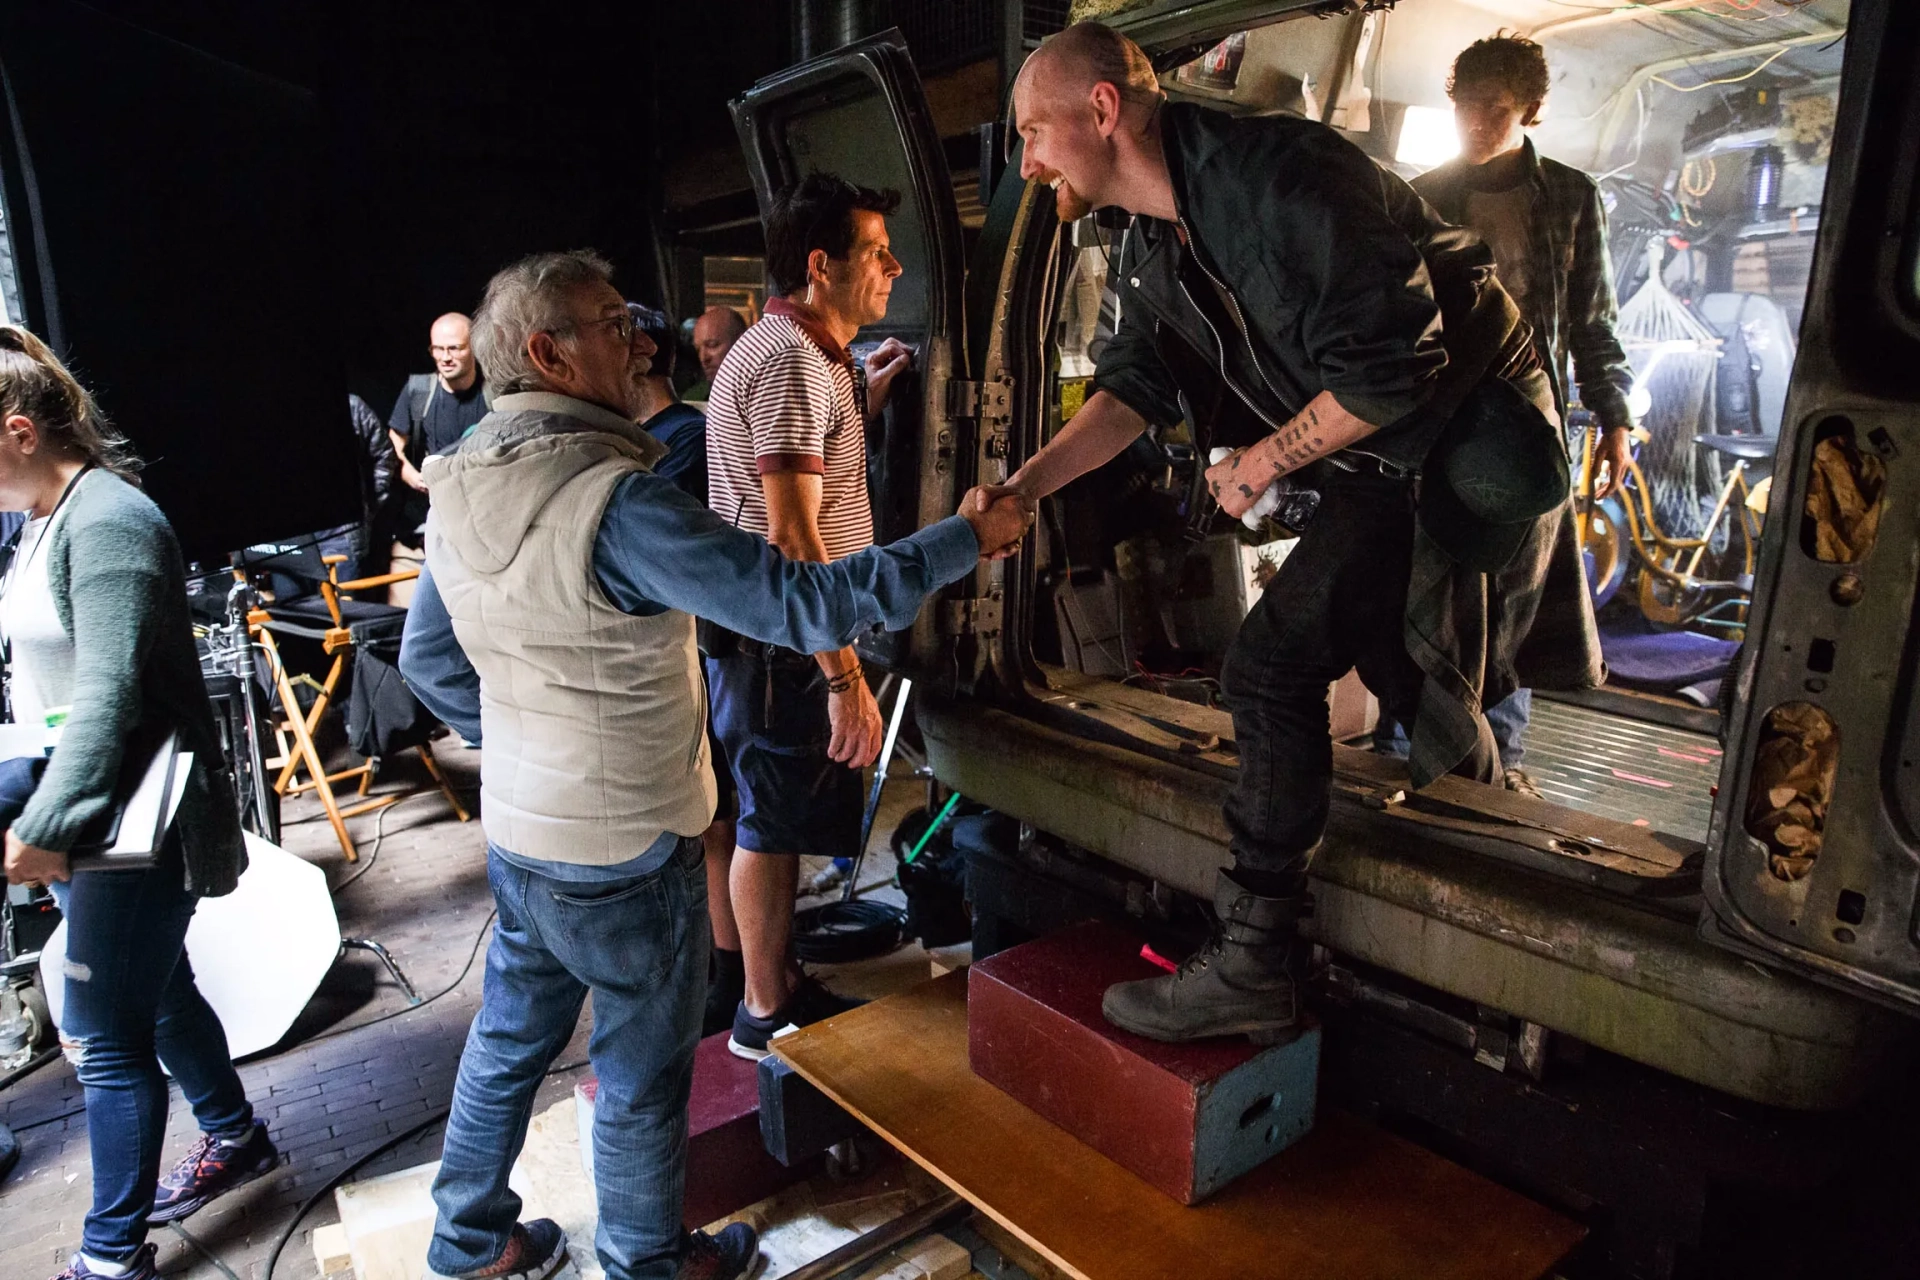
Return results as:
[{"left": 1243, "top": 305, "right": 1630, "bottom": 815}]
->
[{"left": 956, "top": 484, "right": 1037, "bottom": 561}]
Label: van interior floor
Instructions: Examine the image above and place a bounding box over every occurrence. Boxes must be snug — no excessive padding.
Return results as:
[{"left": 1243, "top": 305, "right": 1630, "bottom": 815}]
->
[{"left": 1517, "top": 696, "right": 1723, "bottom": 842}]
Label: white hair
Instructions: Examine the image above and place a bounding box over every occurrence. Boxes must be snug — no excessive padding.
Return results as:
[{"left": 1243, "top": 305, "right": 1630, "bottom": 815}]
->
[{"left": 471, "top": 249, "right": 615, "bottom": 396}]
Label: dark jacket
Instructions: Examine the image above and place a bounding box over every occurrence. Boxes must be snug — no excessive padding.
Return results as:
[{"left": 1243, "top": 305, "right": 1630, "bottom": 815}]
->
[
  {"left": 350, "top": 393, "right": 398, "bottom": 531},
  {"left": 640, "top": 401, "right": 710, "bottom": 503},
  {"left": 1090, "top": 104, "right": 1601, "bottom": 783},
  {"left": 1093, "top": 104, "right": 1541, "bottom": 471},
  {"left": 14, "top": 470, "right": 247, "bottom": 894},
  {"left": 1412, "top": 139, "right": 1634, "bottom": 436}
]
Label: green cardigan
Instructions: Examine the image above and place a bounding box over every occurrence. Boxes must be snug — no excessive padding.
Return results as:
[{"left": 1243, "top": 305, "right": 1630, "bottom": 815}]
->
[{"left": 12, "top": 470, "right": 247, "bottom": 895}]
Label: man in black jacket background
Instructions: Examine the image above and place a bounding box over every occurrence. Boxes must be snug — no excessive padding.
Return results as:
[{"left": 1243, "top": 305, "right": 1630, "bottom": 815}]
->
[{"left": 1002, "top": 22, "right": 1599, "bottom": 1046}]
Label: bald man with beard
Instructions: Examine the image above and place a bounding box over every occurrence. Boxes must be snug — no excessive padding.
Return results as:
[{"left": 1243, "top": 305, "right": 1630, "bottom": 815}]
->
[
  {"left": 386, "top": 312, "right": 488, "bottom": 605},
  {"left": 998, "top": 22, "right": 1599, "bottom": 1047}
]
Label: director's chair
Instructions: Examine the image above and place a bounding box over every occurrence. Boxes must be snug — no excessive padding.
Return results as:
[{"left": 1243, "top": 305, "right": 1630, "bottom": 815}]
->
[{"left": 248, "top": 556, "right": 469, "bottom": 863}]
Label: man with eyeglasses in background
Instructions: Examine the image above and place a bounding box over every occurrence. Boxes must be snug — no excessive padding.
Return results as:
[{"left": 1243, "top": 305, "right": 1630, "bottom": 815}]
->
[{"left": 385, "top": 312, "right": 488, "bottom": 605}]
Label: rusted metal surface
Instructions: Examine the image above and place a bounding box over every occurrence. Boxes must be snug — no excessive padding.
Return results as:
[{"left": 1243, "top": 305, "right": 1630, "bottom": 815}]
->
[{"left": 920, "top": 698, "right": 1911, "bottom": 1109}]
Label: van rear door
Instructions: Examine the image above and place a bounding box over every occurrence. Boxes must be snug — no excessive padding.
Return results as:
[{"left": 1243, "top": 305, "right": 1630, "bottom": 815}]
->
[
  {"left": 730, "top": 30, "right": 972, "bottom": 674},
  {"left": 1701, "top": 1, "right": 1920, "bottom": 1014}
]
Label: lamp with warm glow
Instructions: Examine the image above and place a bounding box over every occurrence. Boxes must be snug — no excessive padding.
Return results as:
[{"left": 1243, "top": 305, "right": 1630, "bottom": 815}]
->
[{"left": 1396, "top": 105, "right": 1461, "bottom": 168}]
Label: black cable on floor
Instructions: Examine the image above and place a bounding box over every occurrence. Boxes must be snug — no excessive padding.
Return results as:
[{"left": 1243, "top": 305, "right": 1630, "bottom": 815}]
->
[
  {"left": 304, "top": 909, "right": 497, "bottom": 1047},
  {"left": 262, "top": 1107, "right": 451, "bottom": 1280},
  {"left": 0, "top": 1047, "right": 59, "bottom": 1094},
  {"left": 12, "top": 1104, "right": 83, "bottom": 1131},
  {"left": 793, "top": 898, "right": 905, "bottom": 964},
  {"left": 327, "top": 794, "right": 401, "bottom": 894}
]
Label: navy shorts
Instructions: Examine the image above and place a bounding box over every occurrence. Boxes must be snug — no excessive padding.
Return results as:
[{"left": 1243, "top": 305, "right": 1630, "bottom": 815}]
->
[{"left": 706, "top": 649, "right": 864, "bottom": 859}]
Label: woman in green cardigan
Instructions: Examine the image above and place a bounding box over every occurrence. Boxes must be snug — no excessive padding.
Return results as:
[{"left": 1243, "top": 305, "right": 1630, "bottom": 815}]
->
[{"left": 0, "top": 326, "right": 276, "bottom": 1280}]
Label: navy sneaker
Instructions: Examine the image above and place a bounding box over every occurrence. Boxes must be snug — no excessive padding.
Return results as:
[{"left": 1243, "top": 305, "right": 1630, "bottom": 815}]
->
[
  {"left": 50, "top": 1244, "right": 160, "bottom": 1280},
  {"left": 678, "top": 1222, "right": 760, "bottom": 1280},
  {"left": 727, "top": 999, "right": 798, "bottom": 1062},
  {"left": 729, "top": 975, "right": 866, "bottom": 1061},
  {"left": 148, "top": 1121, "right": 277, "bottom": 1223},
  {"left": 428, "top": 1218, "right": 568, "bottom": 1280}
]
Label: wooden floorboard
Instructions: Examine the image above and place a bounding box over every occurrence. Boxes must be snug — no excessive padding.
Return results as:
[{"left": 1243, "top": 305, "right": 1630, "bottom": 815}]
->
[{"left": 774, "top": 972, "right": 1585, "bottom": 1280}]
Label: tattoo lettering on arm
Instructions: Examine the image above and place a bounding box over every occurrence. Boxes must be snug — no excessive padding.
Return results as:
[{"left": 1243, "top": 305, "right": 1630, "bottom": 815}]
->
[
  {"left": 1263, "top": 414, "right": 1324, "bottom": 478},
  {"left": 1207, "top": 391, "right": 1379, "bottom": 516}
]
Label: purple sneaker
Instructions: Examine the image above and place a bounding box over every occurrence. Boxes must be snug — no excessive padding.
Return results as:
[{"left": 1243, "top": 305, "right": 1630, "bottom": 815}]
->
[
  {"left": 49, "top": 1243, "right": 160, "bottom": 1280},
  {"left": 148, "top": 1120, "right": 277, "bottom": 1224}
]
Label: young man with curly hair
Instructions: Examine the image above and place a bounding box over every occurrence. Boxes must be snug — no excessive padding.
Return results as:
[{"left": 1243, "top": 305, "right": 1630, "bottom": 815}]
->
[{"left": 1409, "top": 32, "right": 1638, "bottom": 796}]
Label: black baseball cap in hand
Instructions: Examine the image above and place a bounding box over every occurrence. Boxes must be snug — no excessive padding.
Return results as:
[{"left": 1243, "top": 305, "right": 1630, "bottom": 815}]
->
[{"left": 1418, "top": 377, "right": 1569, "bottom": 573}]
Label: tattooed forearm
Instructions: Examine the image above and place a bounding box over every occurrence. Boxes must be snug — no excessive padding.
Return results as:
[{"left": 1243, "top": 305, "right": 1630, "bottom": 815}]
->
[
  {"left": 1206, "top": 392, "right": 1381, "bottom": 516},
  {"left": 1255, "top": 393, "right": 1374, "bottom": 480}
]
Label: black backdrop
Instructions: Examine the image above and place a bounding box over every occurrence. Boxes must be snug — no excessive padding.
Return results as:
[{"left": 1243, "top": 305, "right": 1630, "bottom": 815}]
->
[
  {"left": 0, "top": 0, "right": 716, "bottom": 562},
  {"left": 0, "top": 0, "right": 359, "bottom": 562}
]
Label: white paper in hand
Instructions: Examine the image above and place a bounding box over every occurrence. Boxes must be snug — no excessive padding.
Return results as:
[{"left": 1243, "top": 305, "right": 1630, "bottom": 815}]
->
[{"left": 1209, "top": 447, "right": 1283, "bottom": 530}]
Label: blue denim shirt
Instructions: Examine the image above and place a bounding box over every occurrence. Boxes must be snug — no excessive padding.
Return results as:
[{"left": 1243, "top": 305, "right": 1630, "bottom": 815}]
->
[{"left": 400, "top": 468, "right": 979, "bottom": 879}]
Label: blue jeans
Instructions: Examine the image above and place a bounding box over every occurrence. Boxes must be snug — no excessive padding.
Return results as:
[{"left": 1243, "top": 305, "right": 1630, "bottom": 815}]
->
[
  {"left": 427, "top": 837, "right": 709, "bottom": 1280},
  {"left": 50, "top": 837, "right": 255, "bottom": 1261},
  {"left": 1375, "top": 688, "right": 1531, "bottom": 770},
  {"left": 1484, "top": 688, "right": 1531, "bottom": 770}
]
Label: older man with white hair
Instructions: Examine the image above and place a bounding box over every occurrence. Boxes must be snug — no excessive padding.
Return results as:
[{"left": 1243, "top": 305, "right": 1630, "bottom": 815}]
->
[{"left": 399, "top": 249, "right": 1031, "bottom": 1280}]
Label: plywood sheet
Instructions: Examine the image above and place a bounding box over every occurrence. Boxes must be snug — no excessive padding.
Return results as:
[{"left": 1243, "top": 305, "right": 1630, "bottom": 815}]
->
[{"left": 774, "top": 973, "right": 1583, "bottom": 1280}]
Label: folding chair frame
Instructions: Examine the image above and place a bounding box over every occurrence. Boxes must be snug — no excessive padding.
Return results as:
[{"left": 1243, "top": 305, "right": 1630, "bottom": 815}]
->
[{"left": 249, "top": 556, "right": 469, "bottom": 862}]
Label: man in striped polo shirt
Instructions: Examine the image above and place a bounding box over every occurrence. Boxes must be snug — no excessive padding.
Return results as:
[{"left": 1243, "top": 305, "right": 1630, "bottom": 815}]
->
[{"left": 705, "top": 172, "right": 916, "bottom": 1060}]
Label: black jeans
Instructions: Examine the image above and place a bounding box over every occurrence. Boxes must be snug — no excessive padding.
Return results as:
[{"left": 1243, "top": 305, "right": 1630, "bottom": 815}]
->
[{"left": 1220, "top": 466, "right": 1429, "bottom": 884}]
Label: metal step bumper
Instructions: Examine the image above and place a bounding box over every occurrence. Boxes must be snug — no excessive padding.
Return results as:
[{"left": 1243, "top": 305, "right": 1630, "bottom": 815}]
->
[{"left": 919, "top": 699, "right": 1910, "bottom": 1111}]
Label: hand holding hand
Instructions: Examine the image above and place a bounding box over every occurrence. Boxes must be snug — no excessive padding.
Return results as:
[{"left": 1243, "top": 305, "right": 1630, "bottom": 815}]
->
[
  {"left": 5, "top": 828, "right": 69, "bottom": 888},
  {"left": 960, "top": 485, "right": 1036, "bottom": 561},
  {"left": 863, "top": 338, "right": 915, "bottom": 419},
  {"left": 826, "top": 674, "right": 885, "bottom": 768},
  {"left": 1592, "top": 426, "right": 1634, "bottom": 501},
  {"left": 400, "top": 460, "right": 429, "bottom": 493}
]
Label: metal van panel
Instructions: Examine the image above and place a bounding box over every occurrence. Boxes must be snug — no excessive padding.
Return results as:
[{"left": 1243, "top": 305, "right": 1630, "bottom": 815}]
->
[
  {"left": 1702, "top": 404, "right": 1920, "bottom": 1010},
  {"left": 1701, "top": 0, "right": 1920, "bottom": 1007},
  {"left": 922, "top": 699, "right": 1910, "bottom": 1111}
]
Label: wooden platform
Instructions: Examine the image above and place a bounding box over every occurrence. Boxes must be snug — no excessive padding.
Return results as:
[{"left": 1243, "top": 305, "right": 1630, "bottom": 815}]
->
[{"left": 773, "top": 972, "right": 1584, "bottom": 1280}]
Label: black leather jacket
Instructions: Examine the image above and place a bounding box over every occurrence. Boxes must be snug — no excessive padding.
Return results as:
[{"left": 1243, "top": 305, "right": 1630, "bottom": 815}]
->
[
  {"left": 1087, "top": 104, "right": 1599, "bottom": 782},
  {"left": 349, "top": 393, "right": 398, "bottom": 530},
  {"left": 1091, "top": 103, "right": 1538, "bottom": 473}
]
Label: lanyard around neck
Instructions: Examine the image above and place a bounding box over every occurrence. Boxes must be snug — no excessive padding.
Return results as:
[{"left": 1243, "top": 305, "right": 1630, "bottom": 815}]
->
[{"left": 1, "top": 464, "right": 91, "bottom": 615}]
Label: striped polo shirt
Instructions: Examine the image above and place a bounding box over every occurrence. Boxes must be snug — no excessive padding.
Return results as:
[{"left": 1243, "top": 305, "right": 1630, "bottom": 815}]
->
[{"left": 706, "top": 300, "right": 874, "bottom": 562}]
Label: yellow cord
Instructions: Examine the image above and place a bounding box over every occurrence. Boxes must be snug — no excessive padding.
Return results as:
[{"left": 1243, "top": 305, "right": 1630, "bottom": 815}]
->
[{"left": 1651, "top": 45, "right": 1792, "bottom": 92}]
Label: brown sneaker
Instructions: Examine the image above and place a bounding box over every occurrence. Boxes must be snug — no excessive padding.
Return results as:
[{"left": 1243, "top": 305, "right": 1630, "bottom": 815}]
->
[{"left": 427, "top": 1219, "right": 567, "bottom": 1280}]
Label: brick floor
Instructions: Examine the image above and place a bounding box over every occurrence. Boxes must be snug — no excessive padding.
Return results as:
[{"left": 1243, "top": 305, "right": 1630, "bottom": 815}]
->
[{"left": 0, "top": 736, "right": 928, "bottom": 1280}]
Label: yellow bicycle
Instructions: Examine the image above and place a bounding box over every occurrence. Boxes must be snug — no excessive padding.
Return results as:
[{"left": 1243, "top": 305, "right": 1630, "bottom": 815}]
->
[{"left": 1576, "top": 427, "right": 1768, "bottom": 636}]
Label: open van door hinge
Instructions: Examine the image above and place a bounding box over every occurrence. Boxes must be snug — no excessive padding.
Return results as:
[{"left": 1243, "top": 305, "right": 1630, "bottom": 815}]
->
[
  {"left": 946, "top": 378, "right": 1013, "bottom": 425},
  {"left": 940, "top": 597, "right": 1004, "bottom": 636}
]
